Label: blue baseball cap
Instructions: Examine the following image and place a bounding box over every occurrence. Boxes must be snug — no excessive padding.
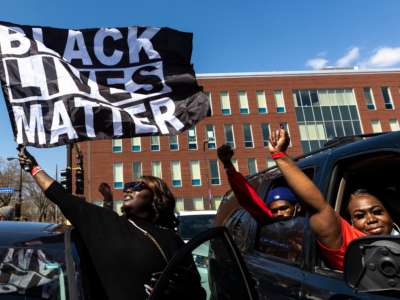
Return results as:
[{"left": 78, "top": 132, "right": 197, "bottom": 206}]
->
[{"left": 266, "top": 187, "right": 298, "bottom": 205}]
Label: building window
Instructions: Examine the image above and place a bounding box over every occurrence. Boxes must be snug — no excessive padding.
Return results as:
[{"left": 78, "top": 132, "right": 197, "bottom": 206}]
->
[
  {"left": 247, "top": 158, "right": 258, "bottom": 175},
  {"left": 220, "top": 91, "right": 231, "bottom": 115},
  {"left": 243, "top": 124, "right": 254, "bottom": 148},
  {"left": 381, "top": 87, "right": 394, "bottom": 109},
  {"left": 171, "top": 161, "right": 182, "bottom": 187},
  {"left": 238, "top": 91, "right": 249, "bottom": 114},
  {"left": 169, "top": 135, "right": 179, "bottom": 151},
  {"left": 112, "top": 139, "right": 122, "bottom": 153},
  {"left": 261, "top": 123, "right": 270, "bottom": 147},
  {"left": 205, "top": 91, "right": 213, "bottom": 116},
  {"left": 131, "top": 137, "right": 141, "bottom": 152},
  {"left": 113, "top": 163, "right": 123, "bottom": 189},
  {"left": 223, "top": 124, "right": 235, "bottom": 148},
  {"left": 363, "top": 87, "right": 376, "bottom": 110},
  {"left": 176, "top": 198, "right": 185, "bottom": 212},
  {"left": 232, "top": 159, "right": 239, "bottom": 171},
  {"left": 371, "top": 120, "right": 382, "bottom": 133},
  {"left": 389, "top": 119, "right": 400, "bottom": 131},
  {"left": 187, "top": 127, "right": 198, "bottom": 150},
  {"left": 293, "top": 88, "right": 362, "bottom": 153},
  {"left": 209, "top": 160, "right": 220, "bottom": 185},
  {"left": 151, "top": 161, "right": 162, "bottom": 178},
  {"left": 274, "top": 90, "right": 286, "bottom": 113},
  {"left": 193, "top": 197, "right": 204, "bottom": 210},
  {"left": 205, "top": 124, "right": 216, "bottom": 149},
  {"left": 190, "top": 160, "right": 201, "bottom": 186},
  {"left": 132, "top": 162, "right": 142, "bottom": 180},
  {"left": 150, "top": 136, "right": 160, "bottom": 151},
  {"left": 256, "top": 90, "right": 268, "bottom": 114}
]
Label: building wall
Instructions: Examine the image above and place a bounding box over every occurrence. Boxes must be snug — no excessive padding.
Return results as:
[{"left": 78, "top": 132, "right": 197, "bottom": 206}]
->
[{"left": 72, "top": 70, "right": 400, "bottom": 211}]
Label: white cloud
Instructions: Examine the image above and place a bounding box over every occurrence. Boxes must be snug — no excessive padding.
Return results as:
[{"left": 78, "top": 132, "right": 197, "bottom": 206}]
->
[
  {"left": 306, "top": 58, "right": 328, "bottom": 70},
  {"left": 336, "top": 47, "right": 359, "bottom": 67},
  {"left": 366, "top": 47, "right": 400, "bottom": 67}
]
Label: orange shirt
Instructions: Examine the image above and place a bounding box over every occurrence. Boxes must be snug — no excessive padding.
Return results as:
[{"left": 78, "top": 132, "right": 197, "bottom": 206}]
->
[{"left": 317, "top": 217, "right": 365, "bottom": 271}]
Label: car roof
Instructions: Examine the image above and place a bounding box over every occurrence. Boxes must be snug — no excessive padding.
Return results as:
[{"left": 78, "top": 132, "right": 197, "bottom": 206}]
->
[
  {"left": 0, "top": 221, "right": 69, "bottom": 247},
  {"left": 296, "top": 131, "right": 400, "bottom": 166},
  {"left": 177, "top": 210, "right": 217, "bottom": 216}
]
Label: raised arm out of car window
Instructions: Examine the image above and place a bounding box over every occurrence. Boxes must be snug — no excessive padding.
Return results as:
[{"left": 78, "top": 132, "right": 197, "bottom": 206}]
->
[
  {"left": 218, "top": 145, "right": 272, "bottom": 224},
  {"left": 270, "top": 128, "right": 342, "bottom": 249}
]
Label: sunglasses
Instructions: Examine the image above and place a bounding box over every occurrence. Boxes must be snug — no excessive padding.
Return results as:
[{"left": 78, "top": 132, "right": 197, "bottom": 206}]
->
[{"left": 123, "top": 181, "right": 148, "bottom": 193}]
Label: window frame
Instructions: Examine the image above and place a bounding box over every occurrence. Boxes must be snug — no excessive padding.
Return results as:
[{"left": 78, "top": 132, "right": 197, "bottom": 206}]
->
[
  {"left": 112, "top": 139, "right": 122, "bottom": 153},
  {"left": 187, "top": 127, "right": 198, "bottom": 150},
  {"left": 238, "top": 90, "right": 250, "bottom": 114},
  {"left": 131, "top": 137, "right": 141, "bottom": 152},
  {"left": 169, "top": 135, "right": 179, "bottom": 151},
  {"left": 113, "top": 162, "right": 124, "bottom": 189},
  {"left": 171, "top": 160, "right": 182, "bottom": 187},
  {"left": 256, "top": 90, "right": 268, "bottom": 114},
  {"left": 220, "top": 91, "right": 232, "bottom": 116},
  {"left": 189, "top": 160, "right": 202, "bottom": 186},
  {"left": 274, "top": 90, "right": 286, "bottom": 113},
  {"left": 243, "top": 123, "right": 254, "bottom": 148}
]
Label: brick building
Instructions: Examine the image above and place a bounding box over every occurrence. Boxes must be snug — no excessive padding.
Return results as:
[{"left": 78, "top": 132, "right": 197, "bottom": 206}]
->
[{"left": 72, "top": 68, "right": 400, "bottom": 212}]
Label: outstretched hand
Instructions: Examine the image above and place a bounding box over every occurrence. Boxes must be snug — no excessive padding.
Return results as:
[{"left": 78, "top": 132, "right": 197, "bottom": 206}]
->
[
  {"left": 217, "top": 144, "right": 234, "bottom": 167},
  {"left": 98, "top": 182, "right": 113, "bottom": 204},
  {"left": 17, "top": 145, "right": 38, "bottom": 173},
  {"left": 269, "top": 127, "right": 290, "bottom": 155}
]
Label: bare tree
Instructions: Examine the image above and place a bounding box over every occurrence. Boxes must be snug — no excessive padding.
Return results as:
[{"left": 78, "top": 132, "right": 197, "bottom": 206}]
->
[
  {"left": 0, "top": 158, "right": 20, "bottom": 207},
  {"left": 23, "top": 177, "right": 57, "bottom": 222}
]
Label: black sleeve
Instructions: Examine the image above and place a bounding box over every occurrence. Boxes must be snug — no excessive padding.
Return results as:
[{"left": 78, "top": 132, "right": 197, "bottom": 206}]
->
[{"left": 44, "top": 181, "right": 114, "bottom": 230}]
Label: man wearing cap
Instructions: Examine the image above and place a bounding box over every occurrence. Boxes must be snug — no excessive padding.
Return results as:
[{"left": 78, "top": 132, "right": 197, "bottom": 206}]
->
[{"left": 217, "top": 145, "right": 301, "bottom": 223}]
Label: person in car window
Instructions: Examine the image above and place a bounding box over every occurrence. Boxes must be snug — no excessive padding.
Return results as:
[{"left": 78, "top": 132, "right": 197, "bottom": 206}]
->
[
  {"left": 217, "top": 145, "right": 301, "bottom": 221},
  {"left": 224, "top": 126, "right": 398, "bottom": 271},
  {"left": 18, "top": 147, "right": 205, "bottom": 300}
]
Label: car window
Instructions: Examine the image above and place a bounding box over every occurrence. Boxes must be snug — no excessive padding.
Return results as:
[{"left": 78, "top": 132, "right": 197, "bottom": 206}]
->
[
  {"left": 255, "top": 217, "right": 305, "bottom": 265},
  {"left": 178, "top": 214, "right": 216, "bottom": 241},
  {"left": 225, "top": 209, "right": 255, "bottom": 253},
  {"left": 253, "top": 168, "right": 314, "bottom": 265},
  {"left": 0, "top": 246, "right": 69, "bottom": 299}
]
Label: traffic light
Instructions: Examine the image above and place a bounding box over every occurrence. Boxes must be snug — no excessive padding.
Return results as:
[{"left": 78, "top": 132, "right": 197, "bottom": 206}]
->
[
  {"left": 75, "top": 152, "right": 84, "bottom": 195},
  {"left": 60, "top": 167, "right": 72, "bottom": 193}
]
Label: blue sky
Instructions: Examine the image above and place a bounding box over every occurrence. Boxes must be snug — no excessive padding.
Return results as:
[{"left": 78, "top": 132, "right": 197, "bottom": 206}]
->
[{"left": 0, "top": 0, "right": 400, "bottom": 176}]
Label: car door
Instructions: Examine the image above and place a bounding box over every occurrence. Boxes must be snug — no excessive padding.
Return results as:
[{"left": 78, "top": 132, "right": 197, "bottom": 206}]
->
[
  {"left": 149, "top": 227, "right": 259, "bottom": 300},
  {"left": 301, "top": 148, "right": 400, "bottom": 300}
]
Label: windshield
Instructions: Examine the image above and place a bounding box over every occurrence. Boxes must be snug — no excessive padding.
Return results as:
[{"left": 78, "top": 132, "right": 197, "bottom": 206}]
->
[
  {"left": 0, "top": 246, "right": 68, "bottom": 299},
  {"left": 178, "top": 214, "right": 215, "bottom": 240}
]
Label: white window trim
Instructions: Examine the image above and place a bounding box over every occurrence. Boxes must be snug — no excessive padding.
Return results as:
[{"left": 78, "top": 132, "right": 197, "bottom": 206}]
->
[{"left": 243, "top": 124, "right": 254, "bottom": 148}]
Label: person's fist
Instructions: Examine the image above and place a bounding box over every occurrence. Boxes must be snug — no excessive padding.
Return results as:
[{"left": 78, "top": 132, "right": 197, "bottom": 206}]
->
[
  {"left": 217, "top": 144, "right": 234, "bottom": 166},
  {"left": 98, "top": 182, "right": 112, "bottom": 196},
  {"left": 17, "top": 145, "right": 38, "bottom": 173},
  {"left": 269, "top": 127, "right": 290, "bottom": 154}
]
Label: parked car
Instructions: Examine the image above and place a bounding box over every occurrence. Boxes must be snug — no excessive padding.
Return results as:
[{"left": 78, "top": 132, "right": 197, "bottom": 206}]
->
[{"left": 177, "top": 210, "right": 217, "bottom": 242}]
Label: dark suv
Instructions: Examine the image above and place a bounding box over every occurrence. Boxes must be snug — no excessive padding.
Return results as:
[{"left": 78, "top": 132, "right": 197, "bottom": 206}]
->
[{"left": 211, "top": 131, "right": 400, "bottom": 299}]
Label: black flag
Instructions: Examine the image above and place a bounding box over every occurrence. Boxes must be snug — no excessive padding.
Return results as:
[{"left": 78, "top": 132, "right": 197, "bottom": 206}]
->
[{"left": 0, "top": 21, "right": 209, "bottom": 147}]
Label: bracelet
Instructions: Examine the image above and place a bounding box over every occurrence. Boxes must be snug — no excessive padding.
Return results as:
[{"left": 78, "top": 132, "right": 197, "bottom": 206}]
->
[
  {"left": 271, "top": 152, "right": 287, "bottom": 160},
  {"left": 31, "top": 166, "right": 43, "bottom": 176}
]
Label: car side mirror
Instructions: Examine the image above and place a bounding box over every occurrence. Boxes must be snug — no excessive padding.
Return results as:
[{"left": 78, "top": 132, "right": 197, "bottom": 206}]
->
[{"left": 344, "top": 236, "right": 400, "bottom": 293}]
